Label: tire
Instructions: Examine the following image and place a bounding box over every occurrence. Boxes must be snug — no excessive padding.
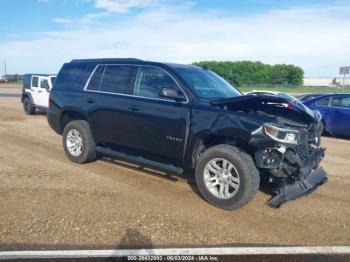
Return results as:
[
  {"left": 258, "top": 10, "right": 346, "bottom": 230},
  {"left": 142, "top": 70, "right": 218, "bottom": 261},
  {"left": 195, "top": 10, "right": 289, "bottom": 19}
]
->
[
  {"left": 195, "top": 144, "right": 260, "bottom": 210},
  {"left": 23, "top": 97, "right": 35, "bottom": 115},
  {"left": 63, "top": 120, "right": 96, "bottom": 164}
]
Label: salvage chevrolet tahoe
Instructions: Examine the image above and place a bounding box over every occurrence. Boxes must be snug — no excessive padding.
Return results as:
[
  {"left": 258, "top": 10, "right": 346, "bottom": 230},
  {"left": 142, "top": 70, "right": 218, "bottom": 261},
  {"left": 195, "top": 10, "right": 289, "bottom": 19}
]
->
[{"left": 47, "top": 58, "right": 327, "bottom": 210}]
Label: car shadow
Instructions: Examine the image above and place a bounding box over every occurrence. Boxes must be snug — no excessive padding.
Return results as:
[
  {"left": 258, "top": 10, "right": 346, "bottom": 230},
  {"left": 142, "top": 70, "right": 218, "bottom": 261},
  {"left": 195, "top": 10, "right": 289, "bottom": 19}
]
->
[
  {"left": 99, "top": 156, "right": 276, "bottom": 205},
  {"left": 99, "top": 157, "right": 179, "bottom": 183}
]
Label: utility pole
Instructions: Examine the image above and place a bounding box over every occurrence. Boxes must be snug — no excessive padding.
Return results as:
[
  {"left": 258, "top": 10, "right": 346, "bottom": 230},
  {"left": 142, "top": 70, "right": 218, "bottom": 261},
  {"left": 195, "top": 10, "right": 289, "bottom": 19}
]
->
[{"left": 3, "top": 60, "right": 6, "bottom": 77}]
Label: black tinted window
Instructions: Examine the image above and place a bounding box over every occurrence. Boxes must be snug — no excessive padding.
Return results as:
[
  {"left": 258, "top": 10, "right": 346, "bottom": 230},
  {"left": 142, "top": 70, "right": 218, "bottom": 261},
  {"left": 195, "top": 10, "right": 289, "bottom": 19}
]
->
[
  {"left": 40, "top": 79, "right": 49, "bottom": 89},
  {"left": 316, "top": 97, "right": 330, "bottom": 106},
  {"left": 331, "top": 97, "right": 350, "bottom": 108},
  {"left": 87, "top": 65, "right": 105, "bottom": 91},
  {"left": 23, "top": 75, "right": 31, "bottom": 88},
  {"left": 32, "top": 76, "right": 39, "bottom": 87},
  {"left": 134, "top": 66, "right": 179, "bottom": 99},
  {"left": 100, "top": 65, "right": 137, "bottom": 94},
  {"left": 55, "top": 63, "right": 90, "bottom": 89}
]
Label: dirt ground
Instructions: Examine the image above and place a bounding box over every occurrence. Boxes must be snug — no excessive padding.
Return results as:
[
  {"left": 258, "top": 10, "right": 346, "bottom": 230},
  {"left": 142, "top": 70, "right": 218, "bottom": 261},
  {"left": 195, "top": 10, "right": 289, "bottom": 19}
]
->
[{"left": 0, "top": 84, "right": 349, "bottom": 251}]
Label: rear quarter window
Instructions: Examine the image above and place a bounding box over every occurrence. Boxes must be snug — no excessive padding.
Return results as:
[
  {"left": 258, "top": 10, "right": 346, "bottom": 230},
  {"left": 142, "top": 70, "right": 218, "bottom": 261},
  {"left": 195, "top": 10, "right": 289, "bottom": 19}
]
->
[
  {"left": 54, "top": 63, "right": 93, "bottom": 90},
  {"left": 23, "top": 75, "right": 31, "bottom": 89},
  {"left": 316, "top": 97, "right": 330, "bottom": 106}
]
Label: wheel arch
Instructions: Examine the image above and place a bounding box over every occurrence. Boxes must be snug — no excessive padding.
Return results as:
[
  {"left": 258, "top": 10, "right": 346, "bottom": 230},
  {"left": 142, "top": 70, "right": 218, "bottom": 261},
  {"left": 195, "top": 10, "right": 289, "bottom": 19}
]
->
[
  {"left": 59, "top": 109, "right": 90, "bottom": 134},
  {"left": 186, "top": 132, "right": 254, "bottom": 169},
  {"left": 22, "top": 92, "right": 34, "bottom": 104}
]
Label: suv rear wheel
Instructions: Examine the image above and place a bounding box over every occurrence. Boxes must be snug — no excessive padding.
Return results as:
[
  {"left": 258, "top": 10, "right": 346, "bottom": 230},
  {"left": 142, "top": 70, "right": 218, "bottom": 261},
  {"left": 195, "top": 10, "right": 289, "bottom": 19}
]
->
[
  {"left": 63, "top": 120, "right": 96, "bottom": 163},
  {"left": 23, "top": 97, "right": 35, "bottom": 115},
  {"left": 195, "top": 145, "right": 260, "bottom": 210}
]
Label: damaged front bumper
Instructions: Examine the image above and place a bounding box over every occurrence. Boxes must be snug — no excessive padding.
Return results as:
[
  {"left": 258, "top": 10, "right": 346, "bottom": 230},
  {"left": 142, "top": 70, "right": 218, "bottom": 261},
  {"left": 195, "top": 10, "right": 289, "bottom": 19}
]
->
[
  {"left": 268, "top": 166, "right": 327, "bottom": 208},
  {"left": 256, "top": 146, "right": 328, "bottom": 208}
]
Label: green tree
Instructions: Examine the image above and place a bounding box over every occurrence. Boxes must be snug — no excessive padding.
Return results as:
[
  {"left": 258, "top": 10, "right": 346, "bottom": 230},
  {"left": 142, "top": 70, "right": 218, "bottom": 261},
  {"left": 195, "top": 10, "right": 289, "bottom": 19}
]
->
[{"left": 192, "top": 61, "right": 303, "bottom": 87}]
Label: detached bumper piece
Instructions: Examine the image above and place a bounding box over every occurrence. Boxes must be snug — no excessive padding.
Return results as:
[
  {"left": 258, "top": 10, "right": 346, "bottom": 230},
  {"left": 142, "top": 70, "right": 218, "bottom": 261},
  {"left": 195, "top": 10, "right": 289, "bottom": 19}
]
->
[{"left": 267, "top": 167, "right": 327, "bottom": 208}]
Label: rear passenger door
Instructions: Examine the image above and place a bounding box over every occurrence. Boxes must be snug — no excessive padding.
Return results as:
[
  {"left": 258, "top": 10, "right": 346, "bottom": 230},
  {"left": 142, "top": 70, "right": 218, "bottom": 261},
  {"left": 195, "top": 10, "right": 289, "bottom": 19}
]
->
[
  {"left": 86, "top": 64, "right": 139, "bottom": 147},
  {"left": 30, "top": 76, "right": 41, "bottom": 105},
  {"left": 37, "top": 77, "right": 50, "bottom": 107}
]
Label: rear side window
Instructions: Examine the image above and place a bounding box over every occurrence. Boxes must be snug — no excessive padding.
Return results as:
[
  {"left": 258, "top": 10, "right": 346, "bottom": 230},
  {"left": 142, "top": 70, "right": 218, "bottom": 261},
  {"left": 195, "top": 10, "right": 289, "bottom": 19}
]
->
[
  {"left": 331, "top": 97, "right": 350, "bottom": 108},
  {"left": 32, "top": 76, "right": 39, "bottom": 87},
  {"left": 54, "top": 63, "right": 90, "bottom": 89},
  {"left": 100, "top": 65, "right": 137, "bottom": 94},
  {"left": 87, "top": 65, "right": 105, "bottom": 91},
  {"left": 316, "top": 97, "right": 330, "bottom": 106}
]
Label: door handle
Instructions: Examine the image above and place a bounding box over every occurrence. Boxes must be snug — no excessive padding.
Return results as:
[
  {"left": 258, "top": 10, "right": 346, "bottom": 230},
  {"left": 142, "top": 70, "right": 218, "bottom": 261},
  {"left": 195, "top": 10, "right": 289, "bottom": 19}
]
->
[
  {"left": 86, "top": 98, "right": 96, "bottom": 103},
  {"left": 128, "top": 105, "right": 141, "bottom": 111}
]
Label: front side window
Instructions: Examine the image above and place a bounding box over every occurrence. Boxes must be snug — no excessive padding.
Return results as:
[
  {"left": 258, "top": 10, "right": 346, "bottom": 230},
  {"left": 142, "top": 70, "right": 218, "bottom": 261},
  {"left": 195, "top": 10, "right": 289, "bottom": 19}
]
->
[
  {"left": 331, "top": 96, "right": 350, "bottom": 108},
  {"left": 40, "top": 79, "right": 49, "bottom": 90},
  {"left": 134, "top": 66, "right": 180, "bottom": 100},
  {"left": 174, "top": 67, "right": 241, "bottom": 100},
  {"left": 316, "top": 97, "right": 330, "bottom": 106},
  {"left": 100, "top": 65, "right": 137, "bottom": 94},
  {"left": 32, "top": 76, "right": 39, "bottom": 88}
]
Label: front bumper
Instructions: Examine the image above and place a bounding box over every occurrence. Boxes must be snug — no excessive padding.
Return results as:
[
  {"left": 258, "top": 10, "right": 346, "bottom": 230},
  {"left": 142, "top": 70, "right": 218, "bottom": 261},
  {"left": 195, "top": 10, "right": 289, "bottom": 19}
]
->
[
  {"left": 257, "top": 144, "right": 327, "bottom": 208},
  {"left": 267, "top": 167, "right": 327, "bottom": 208}
]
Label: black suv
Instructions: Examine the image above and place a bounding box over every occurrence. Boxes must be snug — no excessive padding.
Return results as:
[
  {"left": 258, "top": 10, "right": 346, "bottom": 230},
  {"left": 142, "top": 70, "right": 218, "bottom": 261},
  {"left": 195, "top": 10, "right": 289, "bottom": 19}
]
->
[{"left": 48, "top": 58, "right": 327, "bottom": 210}]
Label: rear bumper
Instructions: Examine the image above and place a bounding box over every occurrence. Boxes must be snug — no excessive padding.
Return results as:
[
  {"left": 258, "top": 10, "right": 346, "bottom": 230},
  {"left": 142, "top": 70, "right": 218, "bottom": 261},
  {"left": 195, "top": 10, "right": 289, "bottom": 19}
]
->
[
  {"left": 267, "top": 166, "right": 327, "bottom": 208},
  {"left": 47, "top": 107, "right": 61, "bottom": 135}
]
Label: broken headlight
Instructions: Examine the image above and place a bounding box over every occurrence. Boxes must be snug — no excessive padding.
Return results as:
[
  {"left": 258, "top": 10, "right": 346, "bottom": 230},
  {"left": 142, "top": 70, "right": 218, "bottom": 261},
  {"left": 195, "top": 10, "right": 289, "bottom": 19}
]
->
[{"left": 264, "top": 124, "right": 299, "bottom": 145}]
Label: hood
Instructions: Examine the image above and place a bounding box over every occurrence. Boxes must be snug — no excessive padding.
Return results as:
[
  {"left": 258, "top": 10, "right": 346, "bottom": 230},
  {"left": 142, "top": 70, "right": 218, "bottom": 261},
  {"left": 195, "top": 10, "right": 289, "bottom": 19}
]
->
[{"left": 211, "top": 94, "right": 321, "bottom": 125}]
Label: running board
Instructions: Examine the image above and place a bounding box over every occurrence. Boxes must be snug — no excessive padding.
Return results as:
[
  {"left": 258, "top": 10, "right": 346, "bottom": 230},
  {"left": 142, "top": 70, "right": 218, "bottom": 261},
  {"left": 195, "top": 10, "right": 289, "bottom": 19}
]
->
[{"left": 96, "top": 146, "right": 184, "bottom": 175}]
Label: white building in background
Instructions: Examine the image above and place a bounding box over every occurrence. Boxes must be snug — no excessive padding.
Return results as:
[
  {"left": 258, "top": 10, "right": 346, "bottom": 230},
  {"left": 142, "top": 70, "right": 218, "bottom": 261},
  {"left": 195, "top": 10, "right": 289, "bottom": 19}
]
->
[{"left": 303, "top": 77, "right": 350, "bottom": 87}]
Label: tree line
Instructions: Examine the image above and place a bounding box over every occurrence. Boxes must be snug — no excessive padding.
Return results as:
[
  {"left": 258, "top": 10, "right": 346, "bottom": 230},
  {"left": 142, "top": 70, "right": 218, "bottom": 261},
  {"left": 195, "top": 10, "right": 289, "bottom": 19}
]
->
[{"left": 192, "top": 61, "right": 304, "bottom": 87}]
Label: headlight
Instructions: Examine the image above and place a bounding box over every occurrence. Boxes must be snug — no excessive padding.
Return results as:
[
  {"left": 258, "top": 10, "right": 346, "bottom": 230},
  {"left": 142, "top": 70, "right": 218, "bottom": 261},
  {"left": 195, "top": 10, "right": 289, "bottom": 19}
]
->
[{"left": 264, "top": 124, "right": 299, "bottom": 144}]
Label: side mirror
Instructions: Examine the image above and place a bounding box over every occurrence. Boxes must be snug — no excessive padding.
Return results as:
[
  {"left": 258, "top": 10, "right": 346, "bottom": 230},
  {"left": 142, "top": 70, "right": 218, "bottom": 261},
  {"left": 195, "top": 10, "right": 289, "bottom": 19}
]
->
[{"left": 160, "top": 87, "right": 186, "bottom": 102}]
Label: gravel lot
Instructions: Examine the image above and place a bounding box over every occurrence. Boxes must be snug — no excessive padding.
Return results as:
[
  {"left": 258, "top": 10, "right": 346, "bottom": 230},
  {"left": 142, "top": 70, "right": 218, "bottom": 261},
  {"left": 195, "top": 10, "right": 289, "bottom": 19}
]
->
[{"left": 0, "top": 84, "right": 349, "bottom": 250}]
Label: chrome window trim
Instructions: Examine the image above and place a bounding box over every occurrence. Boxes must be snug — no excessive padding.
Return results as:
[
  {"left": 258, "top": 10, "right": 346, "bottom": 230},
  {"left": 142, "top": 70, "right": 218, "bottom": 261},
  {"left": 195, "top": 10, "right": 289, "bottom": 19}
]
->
[{"left": 83, "top": 64, "right": 189, "bottom": 104}]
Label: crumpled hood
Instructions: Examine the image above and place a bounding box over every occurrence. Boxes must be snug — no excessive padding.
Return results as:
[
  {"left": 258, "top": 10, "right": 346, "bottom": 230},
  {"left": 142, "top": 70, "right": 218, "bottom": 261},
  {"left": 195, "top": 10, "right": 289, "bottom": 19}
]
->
[{"left": 211, "top": 94, "right": 321, "bottom": 125}]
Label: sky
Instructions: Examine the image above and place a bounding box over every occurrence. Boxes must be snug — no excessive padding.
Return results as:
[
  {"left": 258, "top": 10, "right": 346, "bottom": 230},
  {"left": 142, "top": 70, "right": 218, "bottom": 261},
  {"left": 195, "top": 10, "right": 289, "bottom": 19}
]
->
[{"left": 0, "top": 0, "right": 349, "bottom": 76}]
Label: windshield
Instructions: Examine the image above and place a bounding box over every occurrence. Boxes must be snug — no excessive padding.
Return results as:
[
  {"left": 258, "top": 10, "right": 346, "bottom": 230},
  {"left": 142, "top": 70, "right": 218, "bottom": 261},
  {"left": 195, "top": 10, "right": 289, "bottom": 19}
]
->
[{"left": 175, "top": 67, "right": 241, "bottom": 100}]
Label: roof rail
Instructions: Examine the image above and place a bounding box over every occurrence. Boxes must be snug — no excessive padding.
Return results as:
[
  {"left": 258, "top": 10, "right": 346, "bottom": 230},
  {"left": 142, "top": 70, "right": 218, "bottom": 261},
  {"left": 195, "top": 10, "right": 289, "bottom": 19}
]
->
[{"left": 70, "top": 58, "right": 143, "bottom": 63}]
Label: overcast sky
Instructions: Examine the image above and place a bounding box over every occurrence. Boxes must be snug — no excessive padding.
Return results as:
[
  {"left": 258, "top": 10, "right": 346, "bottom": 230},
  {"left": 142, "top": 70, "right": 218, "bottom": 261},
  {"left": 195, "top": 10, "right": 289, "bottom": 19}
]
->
[{"left": 0, "top": 0, "right": 349, "bottom": 76}]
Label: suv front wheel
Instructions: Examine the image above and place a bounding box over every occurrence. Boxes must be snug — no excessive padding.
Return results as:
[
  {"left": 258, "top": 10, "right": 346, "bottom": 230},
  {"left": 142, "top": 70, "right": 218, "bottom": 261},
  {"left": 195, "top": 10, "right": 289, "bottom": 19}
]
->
[
  {"left": 195, "top": 145, "right": 260, "bottom": 210},
  {"left": 63, "top": 120, "right": 96, "bottom": 164}
]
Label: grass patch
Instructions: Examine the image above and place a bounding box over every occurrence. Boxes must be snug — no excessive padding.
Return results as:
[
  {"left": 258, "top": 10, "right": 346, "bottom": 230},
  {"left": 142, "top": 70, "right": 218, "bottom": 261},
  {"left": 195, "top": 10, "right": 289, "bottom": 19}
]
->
[{"left": 238, "top": 86, "right": 350, "bottom": 94}]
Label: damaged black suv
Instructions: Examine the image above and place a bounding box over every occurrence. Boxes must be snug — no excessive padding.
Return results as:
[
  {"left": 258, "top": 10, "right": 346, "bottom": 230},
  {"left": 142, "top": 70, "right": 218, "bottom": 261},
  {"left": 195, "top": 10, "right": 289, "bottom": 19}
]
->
[{"left": 48, "top": 58, "right": 327, "bottom": 210}]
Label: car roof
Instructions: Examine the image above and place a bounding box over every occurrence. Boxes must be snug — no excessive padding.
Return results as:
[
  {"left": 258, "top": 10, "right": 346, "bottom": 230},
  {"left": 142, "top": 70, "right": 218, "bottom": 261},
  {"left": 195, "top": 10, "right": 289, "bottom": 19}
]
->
[
  {"left": 24, "top": 73, "right": 56, "bottom": 77},
  {"left": 69, "top": 58, "right": 200, "bottom": 70},
  {"left": 304, "top": 93, "right": 350, "bottom": 103}
]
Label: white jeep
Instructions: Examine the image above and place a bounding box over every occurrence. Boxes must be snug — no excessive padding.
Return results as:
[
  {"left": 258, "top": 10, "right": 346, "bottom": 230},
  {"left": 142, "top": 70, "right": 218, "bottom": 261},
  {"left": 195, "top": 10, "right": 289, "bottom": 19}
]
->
[{"left": 21, "top": 74, "right": 56, "bottom": 114}]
